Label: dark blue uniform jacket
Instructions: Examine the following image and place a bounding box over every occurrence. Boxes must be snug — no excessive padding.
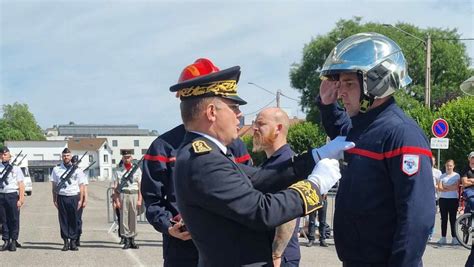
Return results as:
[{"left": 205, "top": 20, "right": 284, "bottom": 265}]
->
[
  {"left": 318, "top": 97, "right": 435, "bottom": 267},
  {"left": 141, "top": 124, "right": 252, "bottom": 263},
  {"left": 261, "top": 144, "right": 301, "bottom": 263},
  {"left": 174, "top": 132, "right": 318, "bottom": 267}
]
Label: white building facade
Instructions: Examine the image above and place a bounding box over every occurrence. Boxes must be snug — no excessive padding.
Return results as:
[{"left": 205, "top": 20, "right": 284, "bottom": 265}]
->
[
  {"left": 45, "top": 123, "right": 158, "bottom": 168},
  {"left": 4, "top": 140, "right": 67, "bottom": 182}
]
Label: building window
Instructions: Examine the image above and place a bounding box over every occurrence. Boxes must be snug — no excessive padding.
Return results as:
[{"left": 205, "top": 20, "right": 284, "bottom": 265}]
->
[
  {"left": 104, "top": 144, "right": 108, "bottom": 149},
  {"left": 141, "top": 149, "right": 148, "bottom": 155},
  {"left": 112, "top": 140, "right": 118, "bottom": 147},
  {"left": 104, "top": 154, "right": 108, "bottom": 163},
  {"left": 112, "top": 159, "right": 116, "bottom": 165},
  {"left": 134, "top": 140, "right": 139, "bottom": 147},
  {"left": 89, "top": 155, "right": 93, "bottom": 162}
]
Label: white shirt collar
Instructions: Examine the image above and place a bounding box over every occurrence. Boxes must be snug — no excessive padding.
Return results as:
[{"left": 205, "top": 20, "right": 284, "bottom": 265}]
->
[{"left": 190, "top": 131, "right": 227, "bottom": 154}]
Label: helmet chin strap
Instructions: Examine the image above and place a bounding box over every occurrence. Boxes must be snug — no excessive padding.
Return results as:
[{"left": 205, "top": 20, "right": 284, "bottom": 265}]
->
[{"left": 357, "top": 71, "right": 375, "bottom": 113}]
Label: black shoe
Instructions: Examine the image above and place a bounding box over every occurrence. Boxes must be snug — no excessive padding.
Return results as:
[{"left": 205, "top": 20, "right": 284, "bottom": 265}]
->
[
  {"left": 9, "top": 239, "right": 17, "bottom": 251},
  {"left": 0, "top": 240, "right": 10, "bottom": 251},
  {"left": 122, "top": 238, "right": 131, "bottom": 249},
  {"left": 69, "top": 239, "right": 78, "bottom": 251},
  {"left": 14, "top": 240, "right": 21, "bottom": 248},
  {"left": 119, "top": 237, "right": 125, "bottom": 245},
  {"left": 61, "top": 239, "right": 69, "bottom": 251},
  {"left": 320, "top": 240, "right": 328, "bottom": 247},
  {"left": 306, "top": 240, "right": 315, "bottom": 247},
  {"left": 129, "top": 238, "right": 139, "bottom": 249},
  {"left": 75, "top": 238, "right": 80, "bottom": 247}
]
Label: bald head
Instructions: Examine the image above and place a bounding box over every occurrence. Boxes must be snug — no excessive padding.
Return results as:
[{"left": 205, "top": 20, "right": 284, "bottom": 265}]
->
[
  {"left": 258, "top": 108, "right": 290, "bottom": 136},
  {"left": 253, "top": 107, "right": 290, "bottom": 157}
]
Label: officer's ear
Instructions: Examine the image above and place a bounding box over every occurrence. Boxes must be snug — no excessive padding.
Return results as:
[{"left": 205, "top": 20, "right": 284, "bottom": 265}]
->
[
  {"left": 276, "top": 123, "right": 283, "bottom": 135},
  {"left": 206, "top": 101, "right": 218, "bottom": 122}
]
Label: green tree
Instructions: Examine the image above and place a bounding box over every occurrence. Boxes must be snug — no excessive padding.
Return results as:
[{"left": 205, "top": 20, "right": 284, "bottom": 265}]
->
[
  {"left": 287, "top": 122, "right": 327, "bottom": 154},
  {"left": 0, "top": 102, "right": 45, "bottom": 143},
  {"left": 435, "top": 96, "right": 474, "bottom": 168},
  {"left": 290, "top": 17, "right": 472, "bottom": 123}
]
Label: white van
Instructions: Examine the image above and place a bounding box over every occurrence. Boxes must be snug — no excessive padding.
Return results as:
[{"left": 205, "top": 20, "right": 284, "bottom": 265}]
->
[{"left": 21, "top": 167, "right": 32, "bottom": 196}]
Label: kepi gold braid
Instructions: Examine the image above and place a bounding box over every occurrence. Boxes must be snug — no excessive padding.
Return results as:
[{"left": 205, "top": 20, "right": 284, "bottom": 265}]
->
[{"left": 178, "top": 80, "right": 237, "bottom": 97}]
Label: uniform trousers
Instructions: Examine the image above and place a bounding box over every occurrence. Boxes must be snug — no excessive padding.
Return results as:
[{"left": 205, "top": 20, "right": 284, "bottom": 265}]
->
[
  {"left": 0, "top": 192, "right": 20, "bottom": 240},
  {"left": 57, "top": 194, "right": 80, "bottom": 240},
  {"left": 120, "top": 192, "right": 138, "bottom": 238},
  {"left": 162, "top": 234, "right": 199, "bottom": 267},
  {"left": 308, "top": 198, "right": 328, "bottom": 241}
]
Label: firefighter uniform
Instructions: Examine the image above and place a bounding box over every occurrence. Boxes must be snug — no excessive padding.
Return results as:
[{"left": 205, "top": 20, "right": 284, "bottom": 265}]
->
[{"left": 318, "top": 97, "right": 434, "bottom": 266}]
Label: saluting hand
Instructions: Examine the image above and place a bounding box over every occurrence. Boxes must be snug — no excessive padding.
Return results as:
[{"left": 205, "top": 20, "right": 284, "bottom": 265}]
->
[
  {"left": 319, "top": 79, "right": 339, "bottom": 105},
  {"left": 168, "top": 223, "right": 192, "bottom": 241}
]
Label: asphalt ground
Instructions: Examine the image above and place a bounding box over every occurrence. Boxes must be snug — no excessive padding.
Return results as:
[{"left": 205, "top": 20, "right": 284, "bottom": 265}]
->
[{"left": 1, "top": 181, "right": 470, "bottom": 266}]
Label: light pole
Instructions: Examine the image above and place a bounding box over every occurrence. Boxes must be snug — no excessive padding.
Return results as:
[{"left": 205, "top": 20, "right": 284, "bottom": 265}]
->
[{"left": 383, "top": 24, "right": 432, "bottom": 109}]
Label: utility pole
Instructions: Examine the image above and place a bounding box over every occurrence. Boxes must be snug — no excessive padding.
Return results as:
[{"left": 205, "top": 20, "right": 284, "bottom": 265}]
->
[
  {"left": 425, "top": 34, "right": 432, "bottom": 109},
  {"left": 276, "top": 90, "right": 281, "bottom": 108},
  {"left": 383, "top": 24, "right": 431, "bottom": 109}
]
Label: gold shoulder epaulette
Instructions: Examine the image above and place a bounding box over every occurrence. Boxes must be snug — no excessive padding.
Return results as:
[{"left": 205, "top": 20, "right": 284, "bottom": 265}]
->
[{"left": 192, "top": 140, "right": 212, "bottom": 154}]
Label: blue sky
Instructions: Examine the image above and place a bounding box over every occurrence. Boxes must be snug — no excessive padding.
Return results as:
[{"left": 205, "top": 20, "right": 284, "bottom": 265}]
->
[{"left": 1, "top": 0, "right": 473, "bottom": 134}]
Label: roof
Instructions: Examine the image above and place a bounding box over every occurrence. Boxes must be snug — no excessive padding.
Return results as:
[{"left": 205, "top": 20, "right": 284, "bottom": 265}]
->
[
  {"left": 68, "top": 138, "right": 107, "bottom": 151},
  {"left": 57, "top": 124, "right": 157, "bottom": 136}
]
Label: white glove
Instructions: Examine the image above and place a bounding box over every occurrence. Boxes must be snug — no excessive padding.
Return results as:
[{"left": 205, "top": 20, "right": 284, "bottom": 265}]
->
[
  {"left": 312, "top": 136, "right": 355, "bottom": 163},
  {"left": 307, "top": 158, "right": 341, "bottom": 195}
]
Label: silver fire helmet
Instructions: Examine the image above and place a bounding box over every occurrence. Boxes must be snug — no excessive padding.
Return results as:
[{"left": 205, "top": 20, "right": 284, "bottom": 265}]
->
[{"left": 320, "top": 32, "right": 412, "bottom": 98}]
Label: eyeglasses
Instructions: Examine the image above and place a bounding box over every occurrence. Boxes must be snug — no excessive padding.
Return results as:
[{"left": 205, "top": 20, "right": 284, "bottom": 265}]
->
[{"left": 215, "top": 101, "right": 241, "bottom": 114}]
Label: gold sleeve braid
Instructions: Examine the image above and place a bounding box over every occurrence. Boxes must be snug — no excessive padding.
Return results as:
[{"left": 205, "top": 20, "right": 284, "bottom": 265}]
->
[{"left": 288, "top": 180, "right": 323, "bottom": 214}]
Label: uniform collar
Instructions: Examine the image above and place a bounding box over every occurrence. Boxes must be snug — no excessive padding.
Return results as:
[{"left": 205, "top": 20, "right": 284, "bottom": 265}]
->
[
  {"left": 261, "top": 144, "right": 291, "bottom": 167},
  {"left": 190, "top": 131, "right": 227, "bottom": 154},
  {"left": 352, "top": 97, "right": 395, "bottom": 126}
]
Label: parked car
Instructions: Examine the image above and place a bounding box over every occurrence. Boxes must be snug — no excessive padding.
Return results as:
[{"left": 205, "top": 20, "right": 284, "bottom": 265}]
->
[{"left": 21, "top": 167, "right": 32, "bottom": 196}]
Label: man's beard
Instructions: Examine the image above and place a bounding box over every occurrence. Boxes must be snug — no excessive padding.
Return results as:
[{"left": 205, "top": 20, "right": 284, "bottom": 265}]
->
[{"left": 253, "top": 130, "right": 276, "bottom": 153}]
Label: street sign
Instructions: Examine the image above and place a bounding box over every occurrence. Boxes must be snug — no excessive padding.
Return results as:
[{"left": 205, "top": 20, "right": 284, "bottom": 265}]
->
[
  {"left": 430, "top": 138, "right": 449, "bottom": 149},
  {"left": 432, "top": 118, "right": 449, "bottom": 138}
]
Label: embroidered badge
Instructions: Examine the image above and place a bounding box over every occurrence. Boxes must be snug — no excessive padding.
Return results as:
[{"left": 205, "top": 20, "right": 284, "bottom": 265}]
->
[
  {"left": 192, "top": 140, "right": 212, "bottom": 154},
  {"left": 402, "top": 154, "right": 420, "bottom": 176}
]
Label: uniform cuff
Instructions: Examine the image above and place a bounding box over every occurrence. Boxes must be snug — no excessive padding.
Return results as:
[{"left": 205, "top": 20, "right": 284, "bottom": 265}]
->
[{"left": 289, "top": 180, "right": 323, "bottom": 215}]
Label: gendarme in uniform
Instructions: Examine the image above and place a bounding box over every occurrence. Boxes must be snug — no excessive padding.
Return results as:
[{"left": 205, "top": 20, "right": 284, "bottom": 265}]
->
[
  {"left": 0, "top": 147, "right": 25, "bottom": 252},
  {"left": 50, "top": 148, "right": 86, "bottom": 251}
]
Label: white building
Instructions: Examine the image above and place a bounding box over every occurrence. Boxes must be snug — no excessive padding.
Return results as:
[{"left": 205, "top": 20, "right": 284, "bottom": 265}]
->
[
  {"left": 4, "top": 140, "right": 67, "bottom": 182},
  {"left": 46, "top": 124, "right": 158, "bottom": 166},
  {"left": 67, "top": 138, "right": 113, "bottom": 181}
]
